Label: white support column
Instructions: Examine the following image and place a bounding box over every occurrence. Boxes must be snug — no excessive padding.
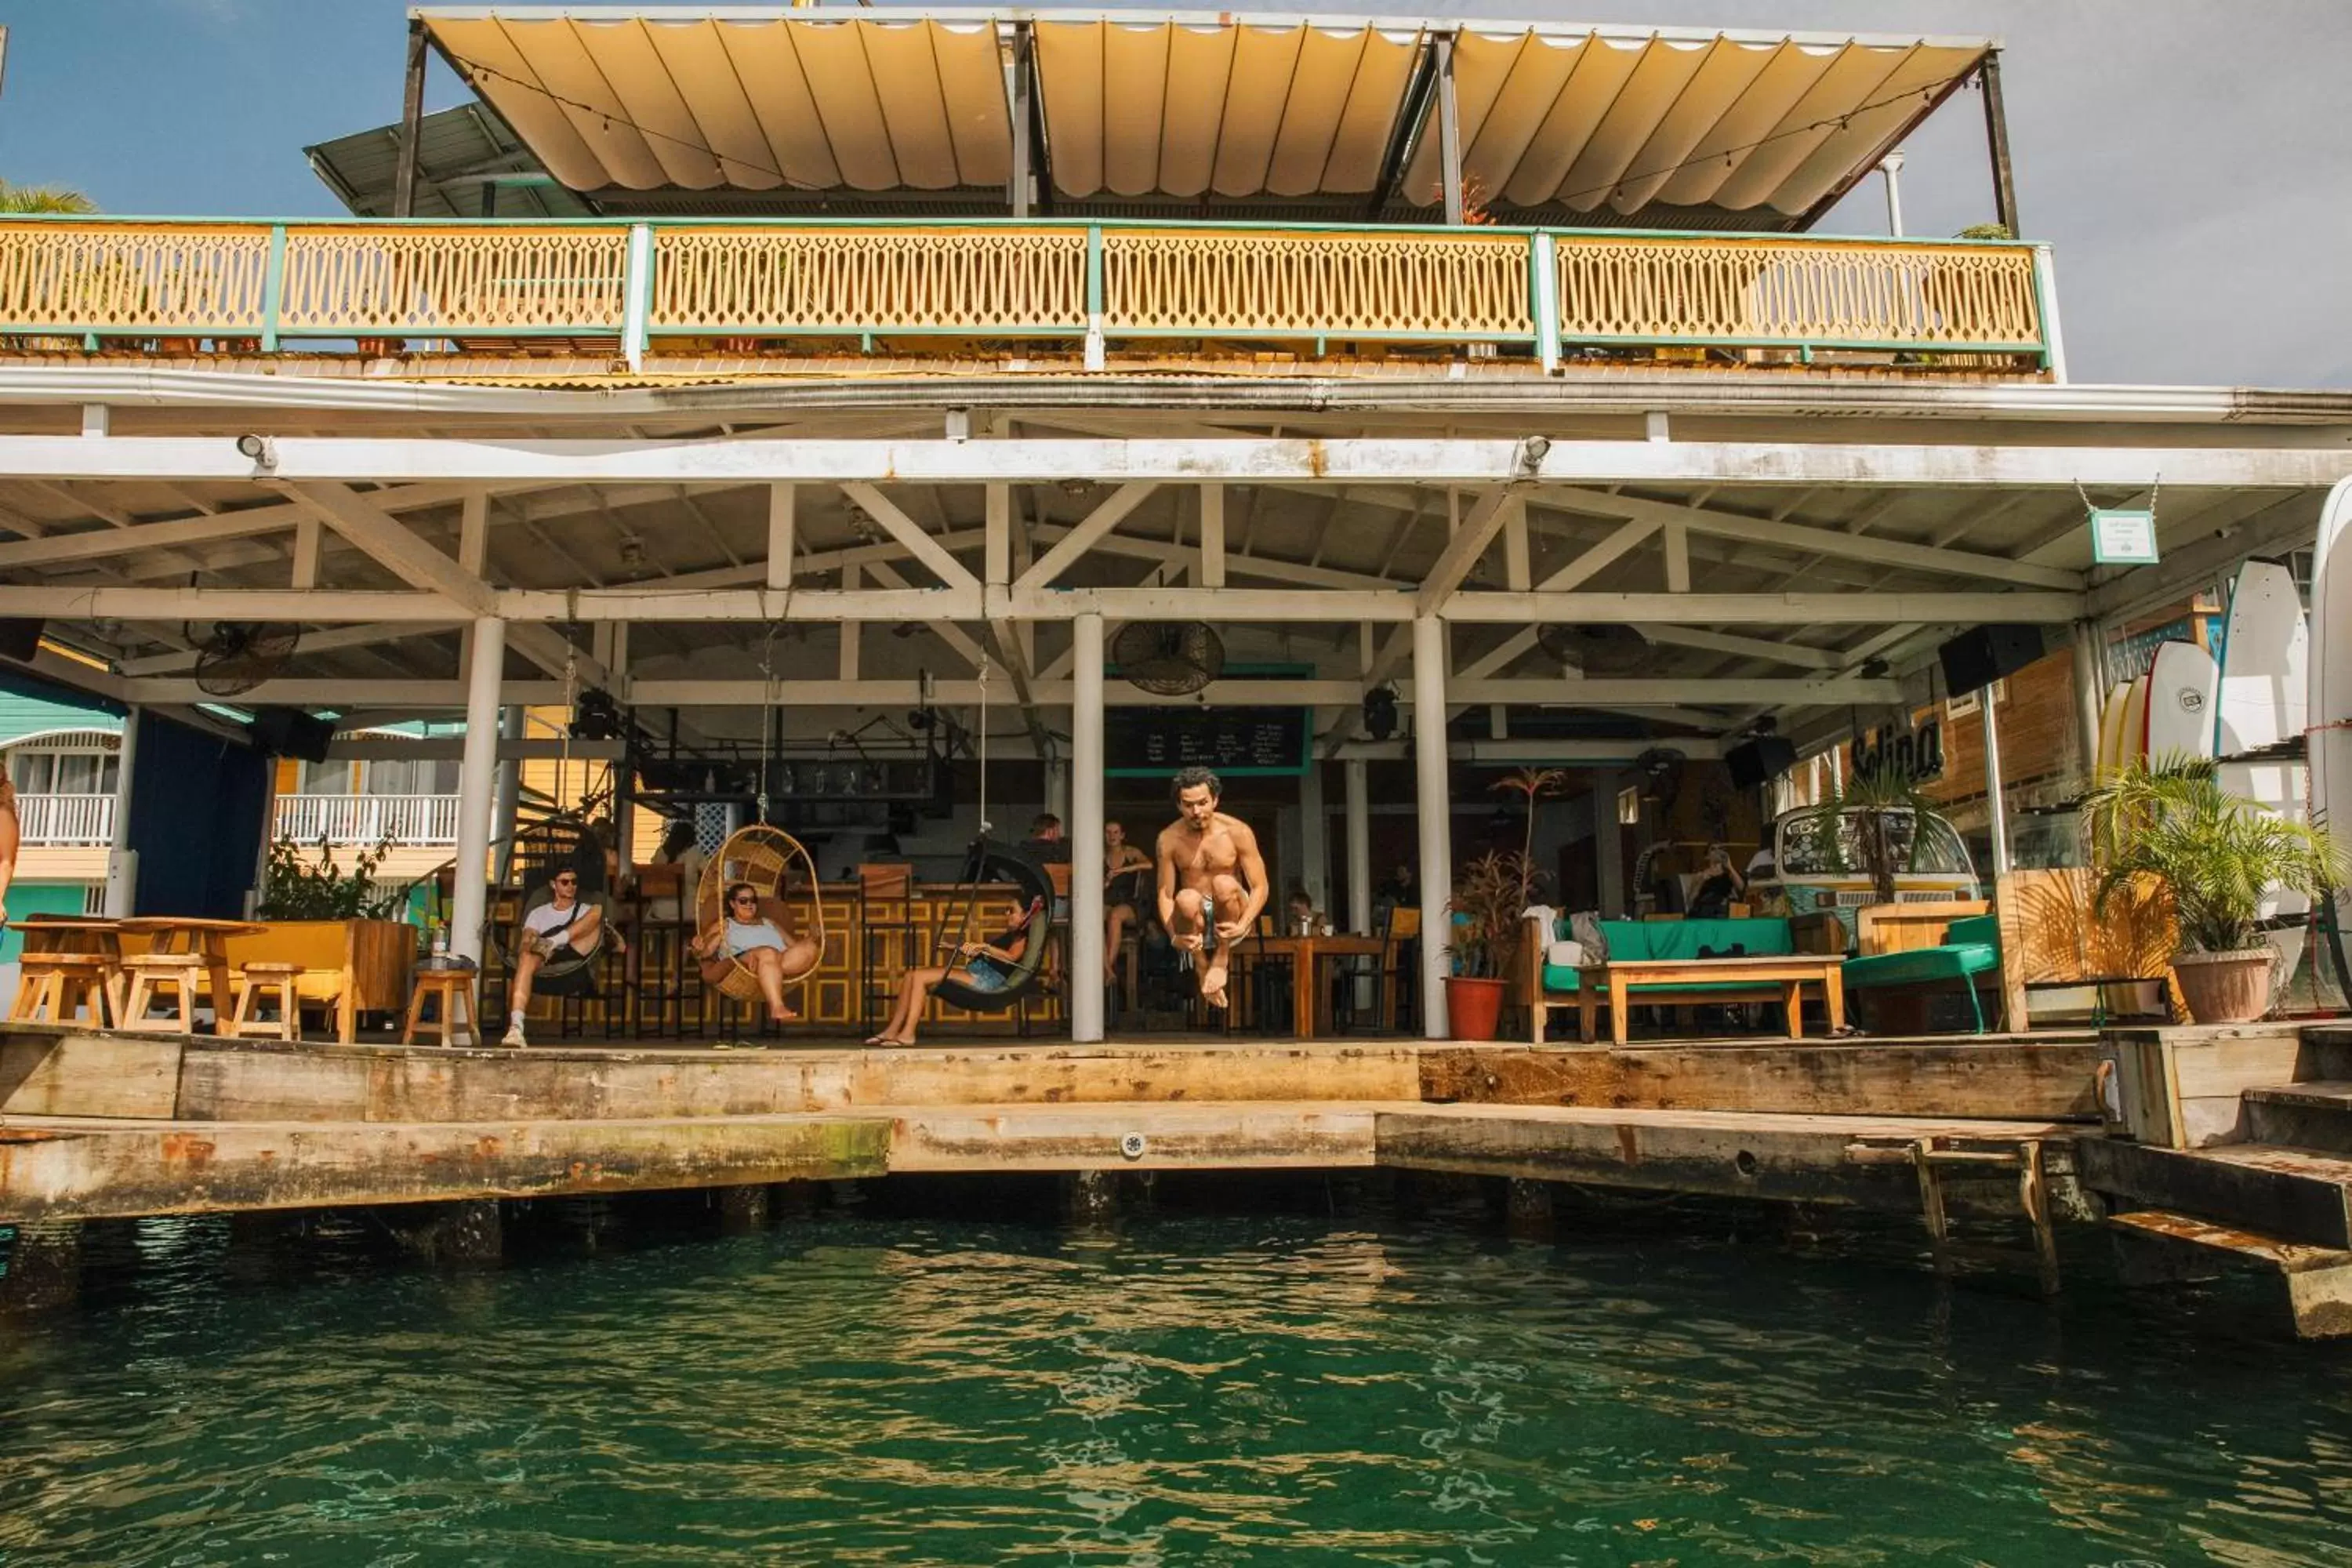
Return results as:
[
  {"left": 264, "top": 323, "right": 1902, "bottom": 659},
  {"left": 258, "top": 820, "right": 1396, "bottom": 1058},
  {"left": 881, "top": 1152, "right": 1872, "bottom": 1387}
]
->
[
  {"left": 1592, "top": 775, "right": 1625, "bottom": 918},
  {"left": 1411, "top": 615, "right": 1452, "bottom": 1037},
  {"left": 1299, "top": 761, "right": 1328, "bottom": 916},
  {"left": 1982, "top": 686, "right": 2013, "bottom": 879},
  {"left": 450, "top": 616, "right": 506, "bottom": 964},
  {"left": 491, "top": 705, "right": 525, "bottom": 883},
  {"left": 1345, "top": 757, "right": 1372, "bottom": 935},
  {"left": 1070, "top": 611, "right": 1107, "bottom": 1043},
  {"left": 619, "top": 223, "right": 655, "bottom": 373},
  {"left": 103, "top": 706, "right": 141, "bottom": 917}
]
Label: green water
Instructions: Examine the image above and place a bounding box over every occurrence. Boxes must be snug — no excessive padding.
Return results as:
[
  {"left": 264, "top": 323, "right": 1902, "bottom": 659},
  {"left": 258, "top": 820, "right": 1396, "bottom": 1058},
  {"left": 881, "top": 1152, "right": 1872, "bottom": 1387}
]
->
[{"left": 4, "top": 1191, "right": 2351, "bottom": 1566}]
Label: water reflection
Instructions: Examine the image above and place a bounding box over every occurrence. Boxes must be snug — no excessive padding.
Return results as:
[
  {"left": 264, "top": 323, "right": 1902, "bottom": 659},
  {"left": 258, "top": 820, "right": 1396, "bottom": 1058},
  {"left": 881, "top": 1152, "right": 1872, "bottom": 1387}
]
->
[{"left": 2, "top": 1200, "right": 2350, "bottom": 1566}]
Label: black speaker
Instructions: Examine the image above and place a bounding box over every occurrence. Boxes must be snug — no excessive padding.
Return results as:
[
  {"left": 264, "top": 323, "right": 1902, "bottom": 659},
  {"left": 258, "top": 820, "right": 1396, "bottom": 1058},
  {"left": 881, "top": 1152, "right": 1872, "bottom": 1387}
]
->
[
  {"left": 1726, "top": 735, "right": 1798, "bottom": 789},
  {"left": 249, "top": 706, "right": 336, "bottom": 764},
  {"left": 1937, "top": 623, "right": 2046, "bottom": 695},
  {"left": 0, "top": 618, "right": 45, "bottom": 662}
]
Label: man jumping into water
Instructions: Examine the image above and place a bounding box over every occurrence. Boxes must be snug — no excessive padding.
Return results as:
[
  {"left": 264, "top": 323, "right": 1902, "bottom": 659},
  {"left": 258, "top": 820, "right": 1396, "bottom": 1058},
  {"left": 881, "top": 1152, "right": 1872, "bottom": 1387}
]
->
[{"left": 1156, "top": 765, "right": 1268, "bottom": 1010}]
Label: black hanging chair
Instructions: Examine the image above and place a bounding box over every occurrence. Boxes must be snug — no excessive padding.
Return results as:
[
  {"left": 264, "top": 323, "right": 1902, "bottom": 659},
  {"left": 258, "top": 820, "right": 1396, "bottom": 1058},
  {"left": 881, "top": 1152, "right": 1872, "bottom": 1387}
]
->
[
  {"left": 930, "top": 839, "right": 1058, "bottom": 1014},
  {"left": 497, "top": 815, "right": 613, "bottom": 1000}
]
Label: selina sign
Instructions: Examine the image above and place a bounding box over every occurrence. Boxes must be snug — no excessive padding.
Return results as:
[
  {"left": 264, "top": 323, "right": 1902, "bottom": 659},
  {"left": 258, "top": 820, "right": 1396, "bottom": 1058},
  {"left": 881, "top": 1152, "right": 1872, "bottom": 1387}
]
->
[{"left": 1849, "top": 716, "right": 1945, "bottom": 783}]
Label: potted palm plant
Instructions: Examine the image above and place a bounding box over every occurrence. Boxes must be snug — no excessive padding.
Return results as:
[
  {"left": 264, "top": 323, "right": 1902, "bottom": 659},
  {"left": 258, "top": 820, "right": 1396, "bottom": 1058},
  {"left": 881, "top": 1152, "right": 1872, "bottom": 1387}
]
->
[
  {"left": 1445, "top": 850, "right": 1534, "bottom": 1040},
  {"left": 2086, "top": 760, "right": 2345, "bottom": 1024}
]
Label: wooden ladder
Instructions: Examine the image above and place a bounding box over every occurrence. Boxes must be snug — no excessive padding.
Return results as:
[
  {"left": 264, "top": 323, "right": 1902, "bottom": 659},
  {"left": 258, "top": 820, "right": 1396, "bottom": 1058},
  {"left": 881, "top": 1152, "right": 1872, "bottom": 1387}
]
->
[{"left": 1851, "top": 1135, "right": 2061, "bottom": 1294}]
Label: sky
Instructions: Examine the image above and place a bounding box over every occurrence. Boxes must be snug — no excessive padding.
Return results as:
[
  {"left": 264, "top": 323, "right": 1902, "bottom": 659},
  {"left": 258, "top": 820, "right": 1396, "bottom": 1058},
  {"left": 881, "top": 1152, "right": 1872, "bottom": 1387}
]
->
[{"left": 2, "top": 0, "right": 2346, "bottom": 389}]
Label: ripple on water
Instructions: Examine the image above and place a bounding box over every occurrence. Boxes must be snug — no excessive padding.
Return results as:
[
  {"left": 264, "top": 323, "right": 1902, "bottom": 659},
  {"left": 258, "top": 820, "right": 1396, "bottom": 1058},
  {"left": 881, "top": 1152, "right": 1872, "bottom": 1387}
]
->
[{"left": 2, "top": 1211, "right": 2352, "bottom": 1566}]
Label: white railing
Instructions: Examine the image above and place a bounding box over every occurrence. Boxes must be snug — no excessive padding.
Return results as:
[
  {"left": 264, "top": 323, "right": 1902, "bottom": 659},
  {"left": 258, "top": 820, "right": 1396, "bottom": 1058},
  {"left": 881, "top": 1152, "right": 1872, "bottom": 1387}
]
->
[
  {"left": 274, "top": 793, "right": 460, "bottom": 846},
  {"left": 14, "top": 792, "right": 116, "bottom": 845}
]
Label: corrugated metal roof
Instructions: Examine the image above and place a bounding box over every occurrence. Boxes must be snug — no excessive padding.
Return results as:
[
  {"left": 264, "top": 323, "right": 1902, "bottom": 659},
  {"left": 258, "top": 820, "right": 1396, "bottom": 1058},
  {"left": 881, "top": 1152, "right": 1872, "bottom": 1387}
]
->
[
  {"left": 0, "top": 692, "right": 122, "bottom": 747},
  {"left": 304, "top": 103, "right": 594, "bottom": 219},
  {"left": 412, "top": 9, "right": 1989, "bottom": 223}
]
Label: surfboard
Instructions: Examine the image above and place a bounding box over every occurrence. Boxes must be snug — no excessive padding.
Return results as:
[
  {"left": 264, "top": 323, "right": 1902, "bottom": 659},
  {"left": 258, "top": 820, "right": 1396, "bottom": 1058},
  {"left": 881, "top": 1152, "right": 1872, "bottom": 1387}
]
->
[
  {"left": 2215, "top": 560, "right": 2308, "bottom": 757},
  {"left": 2096, "top": 680, "right": 2131, "bottom": 780},
  {"left": 2121, "top": 675, "right": 2151, "bottom": 770},
  {"left": 2310, "top": 477, "right": 2352, "bottom": 978},
  {"left": 2144, "top": 641, "right": 2219, "bottom": 769}
]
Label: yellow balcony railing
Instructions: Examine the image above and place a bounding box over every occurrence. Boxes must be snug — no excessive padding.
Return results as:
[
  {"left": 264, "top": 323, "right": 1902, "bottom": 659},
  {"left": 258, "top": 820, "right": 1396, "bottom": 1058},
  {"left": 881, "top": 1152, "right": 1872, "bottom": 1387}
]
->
[{"left": 0, "top": 217, "right": 2053, "bottom": 372}]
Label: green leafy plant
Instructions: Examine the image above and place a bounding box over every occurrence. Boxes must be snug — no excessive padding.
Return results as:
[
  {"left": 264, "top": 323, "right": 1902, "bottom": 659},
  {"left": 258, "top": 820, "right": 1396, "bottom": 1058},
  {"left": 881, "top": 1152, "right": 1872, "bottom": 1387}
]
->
[
  {"left": 2085, "top": 759, "right": 2346, "bottom": 955},
  {"left": 258, "top": 833, "right": 408, "bottom": 921},
  {"left": 1448, "top": 849, "right": 1540, "bottom": 980},
  {"left": 1955, "top": 222, "right": 2014, "bottom": 241},
  {"left": 0, "top": 180, "right": 97, "bottom": 215}
]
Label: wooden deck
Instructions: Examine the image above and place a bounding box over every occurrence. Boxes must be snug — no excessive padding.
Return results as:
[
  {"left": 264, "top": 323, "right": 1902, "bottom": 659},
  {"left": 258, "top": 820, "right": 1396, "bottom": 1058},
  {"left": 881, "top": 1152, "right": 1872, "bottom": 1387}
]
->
[{"left": 0, "top": 1025, "right": 2101, "bottom": 1227}]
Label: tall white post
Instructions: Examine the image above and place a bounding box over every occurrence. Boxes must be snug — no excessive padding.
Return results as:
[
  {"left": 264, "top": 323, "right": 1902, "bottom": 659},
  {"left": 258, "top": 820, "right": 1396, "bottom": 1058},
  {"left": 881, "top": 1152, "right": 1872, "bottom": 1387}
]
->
[
  {"left": 1345, "top": 757, "right": 1372, "bottom": 935},
  {"left": 450, "top": 616, "right": 506, "bottom": 964},
  {"left": 1299, "top": 761, "right": 1328, "bottom": 916},
  {"left": 103, "top": 706, "right": 141, "bottom": 917},
  {"left": 1069, "top": 612, "right": 1107, "bottom": 1042},
  {"left": 1411, "top": 615, "right": 1452, "bottom": 1038},
  {"left": 491, "top": 706, "right": 524, "bottom": 882},
  {"left": 1879, "top": 149, "right": 1906, "bottom": 236},
  {"left": 1592, "top": 775, "right": 1625, "bottom": 917},
  {"left": 1981, "top": 687, "right": 2013, "bottom": 878}
]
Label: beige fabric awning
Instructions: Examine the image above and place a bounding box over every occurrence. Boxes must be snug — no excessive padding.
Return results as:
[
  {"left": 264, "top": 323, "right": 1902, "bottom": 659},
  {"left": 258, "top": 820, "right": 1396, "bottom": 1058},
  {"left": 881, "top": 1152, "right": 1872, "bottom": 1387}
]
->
[{"left": 416, "top": 9, "right": 1990, "bottom": 220}]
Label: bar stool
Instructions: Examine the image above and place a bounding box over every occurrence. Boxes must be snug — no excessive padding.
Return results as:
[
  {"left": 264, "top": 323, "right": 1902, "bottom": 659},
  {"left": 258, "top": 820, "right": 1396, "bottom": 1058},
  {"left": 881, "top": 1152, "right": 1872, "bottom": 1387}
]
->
[
  {"left": 227, "top": 961, "right": 305, "bottom": 1040},
  {"left": 11, "top": 953, "right": 115, "bottom": 1028},
  {"left": 402, "top": 968, "right": 480, "bottom": 1047},
  {"left": 119, "top": 953, "right": 207, "bottom": 1033}
]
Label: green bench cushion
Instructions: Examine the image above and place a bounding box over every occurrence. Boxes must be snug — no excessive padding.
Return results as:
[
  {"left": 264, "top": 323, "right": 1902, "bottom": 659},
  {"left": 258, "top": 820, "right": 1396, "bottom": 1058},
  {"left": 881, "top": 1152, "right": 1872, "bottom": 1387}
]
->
[
  {"left": 1538, "top": 916, "right": 1795, "bottom": 995},
  {"left": 1841, "top": 943, "right": 2000, "bottom": 990}
]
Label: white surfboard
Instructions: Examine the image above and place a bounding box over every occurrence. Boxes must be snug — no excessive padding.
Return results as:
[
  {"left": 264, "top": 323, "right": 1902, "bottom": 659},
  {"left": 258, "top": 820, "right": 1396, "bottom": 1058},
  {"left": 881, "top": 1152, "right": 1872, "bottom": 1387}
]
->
[
  {"left": 2310, "top": 477, "right": 2352, "bottom": 971},
  {"left": 2216, "top": 560, "right": 2308, "bottom": 756},
  {"left": 2144, "top": 641, "right": 2219, "bottom": 769},
  {"left": 2122, "top": 676, "right": 2152, "bottom": 769},
  {"left": 2097, "top": 680, "right": 2131, "bottom": 779}
]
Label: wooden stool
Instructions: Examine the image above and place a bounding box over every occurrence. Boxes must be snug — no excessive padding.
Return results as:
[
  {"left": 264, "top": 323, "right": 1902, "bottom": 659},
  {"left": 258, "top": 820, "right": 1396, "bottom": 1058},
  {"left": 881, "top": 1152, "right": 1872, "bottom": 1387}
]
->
[
  {"left": 10, "top": 953, "right": 115, "bottom": 1027},
  {"left": 228, "top": 961, "right": 305, "bottom": 1040},
  {"left": 119, "top": 953, "right": 206, "bottom": 1033},
  {"left": 402, "top": 969, "right": 479, "bottom": 1047}
]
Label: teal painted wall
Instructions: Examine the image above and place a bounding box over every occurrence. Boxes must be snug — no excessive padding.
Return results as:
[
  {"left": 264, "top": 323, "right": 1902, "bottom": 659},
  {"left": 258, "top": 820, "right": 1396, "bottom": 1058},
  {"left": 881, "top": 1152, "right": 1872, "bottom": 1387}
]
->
[{"left": 0, "top": 882, "right": 95, "bottom": 961}]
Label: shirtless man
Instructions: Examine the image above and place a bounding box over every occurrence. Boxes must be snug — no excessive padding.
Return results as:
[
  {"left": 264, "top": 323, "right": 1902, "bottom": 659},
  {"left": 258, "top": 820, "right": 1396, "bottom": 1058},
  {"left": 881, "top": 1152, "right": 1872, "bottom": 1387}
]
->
[{"left": 1155, "top": 765, "right": 1268, "bottom": 1010}]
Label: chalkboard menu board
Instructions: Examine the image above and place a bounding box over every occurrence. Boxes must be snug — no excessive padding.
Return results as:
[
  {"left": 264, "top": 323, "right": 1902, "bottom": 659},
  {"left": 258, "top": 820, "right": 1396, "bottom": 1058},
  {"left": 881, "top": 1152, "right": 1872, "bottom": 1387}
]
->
[{"left": 1105, "top": 706, "right": 1310, "bottom": 777}]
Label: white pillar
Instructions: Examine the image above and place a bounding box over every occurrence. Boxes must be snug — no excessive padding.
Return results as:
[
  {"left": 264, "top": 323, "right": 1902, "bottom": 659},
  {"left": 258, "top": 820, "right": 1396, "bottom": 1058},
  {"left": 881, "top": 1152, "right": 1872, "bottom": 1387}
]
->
[
  {"left": 1069, "top": 612, "right": 1106, "bottom": 1043},
  {"left": 450, "top": 616, "right": 506, "bottom": 964},
  {"left": 491, "top": 706, "right": 525, "bottom": 882},
  {"left": 1345, "top": 757, "right": 1372, "bottom": 935},
  {"left": 1982, "top": 688, "right": 2013, "bottom": 879},
  {"left": 1299, "top": 761, "right": 1328, "bottom": 917},
  {"left": 103, "top": 706, "right": 141, "bottom": 917},
  {"left": 1592, "top": 775, "right": 1625, "bottom": 918},
  {"left": 1411, "top": 615, "right": 1452, "bottom": 1038}
]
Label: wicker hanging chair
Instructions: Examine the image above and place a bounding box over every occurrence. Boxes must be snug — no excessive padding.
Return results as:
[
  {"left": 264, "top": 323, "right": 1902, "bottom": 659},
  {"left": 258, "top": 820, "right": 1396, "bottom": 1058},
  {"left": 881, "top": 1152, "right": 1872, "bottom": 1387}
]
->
[{"left": 695, "top": 825, "right": 829, "bottom": 1004}]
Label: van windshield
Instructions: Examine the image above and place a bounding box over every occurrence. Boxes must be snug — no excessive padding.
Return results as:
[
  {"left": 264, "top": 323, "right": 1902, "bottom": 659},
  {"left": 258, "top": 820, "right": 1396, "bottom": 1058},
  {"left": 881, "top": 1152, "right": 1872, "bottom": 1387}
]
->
[{"left": 1777, "top": 809, "right": 1973, "bottom": 878}]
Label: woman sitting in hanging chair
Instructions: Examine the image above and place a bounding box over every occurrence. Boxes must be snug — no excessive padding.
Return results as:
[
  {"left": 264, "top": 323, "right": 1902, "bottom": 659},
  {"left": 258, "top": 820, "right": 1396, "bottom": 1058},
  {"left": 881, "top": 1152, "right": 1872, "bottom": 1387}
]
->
[
  {"left": 690, "top": 880, "right": 820, "bottom": 1027},
  {"left": 503, "top": 867, "right": 624, "bottom": 1047},
  {"left": 868, "top": 893, "right": 1046, "bottom": 1047}
]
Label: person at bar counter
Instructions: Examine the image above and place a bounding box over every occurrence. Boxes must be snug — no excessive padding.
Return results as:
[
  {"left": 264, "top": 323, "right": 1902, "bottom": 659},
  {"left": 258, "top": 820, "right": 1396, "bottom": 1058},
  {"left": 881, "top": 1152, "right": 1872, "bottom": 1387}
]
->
[
  {"left": 1156, "top": 766, "right": 1267, "bottom": 1011},
  {"left": 1686, "top": 844, "right": 1748, "bottom": 920},
  {"left": 1284, "top": 886, "right": 1330, "bottom": 936},
  {"left": 1102, "top": 818, "right": 1155, "bottom": 981}
]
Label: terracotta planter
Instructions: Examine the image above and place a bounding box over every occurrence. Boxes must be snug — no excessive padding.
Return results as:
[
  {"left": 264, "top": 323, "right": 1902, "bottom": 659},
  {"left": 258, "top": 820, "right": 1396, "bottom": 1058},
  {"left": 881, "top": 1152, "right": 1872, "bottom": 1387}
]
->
[
  {"left": 1445, "top": 975, "right": 1508, "bottom": 1042},
  {"left": 2170, "top": 948, "right": 2274, "bottom": 1025}
]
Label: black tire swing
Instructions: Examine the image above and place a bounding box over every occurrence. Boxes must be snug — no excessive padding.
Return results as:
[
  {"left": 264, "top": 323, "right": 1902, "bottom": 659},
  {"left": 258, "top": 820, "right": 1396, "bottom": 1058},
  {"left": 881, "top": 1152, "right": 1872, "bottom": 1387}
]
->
[
  {"left": 495, "top": 655, "right": 614, "bottom": 1000},
  {"left": 928, "top": 659, "right": 1056, "bottom": 1014}
]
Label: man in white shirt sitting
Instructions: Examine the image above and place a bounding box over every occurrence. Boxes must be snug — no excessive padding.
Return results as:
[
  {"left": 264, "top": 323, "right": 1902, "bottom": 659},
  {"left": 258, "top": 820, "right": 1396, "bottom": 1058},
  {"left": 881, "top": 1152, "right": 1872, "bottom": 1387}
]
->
[{"left": 503, "top": 867, "right": 619, "bottom": 1046}]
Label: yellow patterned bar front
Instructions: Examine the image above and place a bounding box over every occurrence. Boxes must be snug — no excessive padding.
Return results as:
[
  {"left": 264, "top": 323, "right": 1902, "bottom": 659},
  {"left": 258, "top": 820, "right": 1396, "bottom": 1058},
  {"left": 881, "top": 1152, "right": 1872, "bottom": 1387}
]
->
[
  {"left": 276, "top": 226, "right": 630, "bottom": 336},
  {"left": 654, "top": 227, "right": 1087, "bottom": 334},
  {"left": 1555, "top": 236, "right": 2042, "bottom": 347},
  {"left": 0, "top": 222, "right": 270, "bottom": 333},
  {"left": 1105, "top": 227, "right": 1534, "bottom": 339}
]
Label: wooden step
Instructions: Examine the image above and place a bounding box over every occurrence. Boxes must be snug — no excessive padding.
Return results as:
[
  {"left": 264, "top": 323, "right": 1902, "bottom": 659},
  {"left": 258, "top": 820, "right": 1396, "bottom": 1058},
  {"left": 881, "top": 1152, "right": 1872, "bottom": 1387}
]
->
[
  {"left": 2077, "top": 1137, "right": 2352, "bottom": 1249},
  {"left": 2109, "top": 1208, "right": 2352, "bottom": 1273},
  {"left": 2108, "top": 1209, "right": 2352, "bottom": 1339},
  {"left": 2245, "top": 1080, "right": 2352, "bottom": 1111},
  {"left": 2245, "top": 1083, "right": 2352, "bottom": 1156}
]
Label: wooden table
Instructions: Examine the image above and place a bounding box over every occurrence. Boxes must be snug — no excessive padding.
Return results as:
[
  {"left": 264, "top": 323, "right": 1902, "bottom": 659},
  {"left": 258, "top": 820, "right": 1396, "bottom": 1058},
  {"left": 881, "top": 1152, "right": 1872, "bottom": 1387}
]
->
[
  {"left": 118, "top": 917, "right": 266, "bottom": 1032},
  {"left": 8, "top": 917, "right": 125, "bottom": 1022},
  {"left": 1232, "top": 933, "right": 1388, "bottom": 1039},
  {"left": 1572, "top": 956, "right": 1846, "bottom": 1045}
]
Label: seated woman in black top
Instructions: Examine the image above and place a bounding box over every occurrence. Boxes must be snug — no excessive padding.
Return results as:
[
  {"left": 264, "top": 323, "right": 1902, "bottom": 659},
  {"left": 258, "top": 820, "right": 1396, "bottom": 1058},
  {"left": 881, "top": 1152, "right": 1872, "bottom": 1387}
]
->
[{"left": 1686, "top": 844, "right": 1748, "bottom": 920}]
